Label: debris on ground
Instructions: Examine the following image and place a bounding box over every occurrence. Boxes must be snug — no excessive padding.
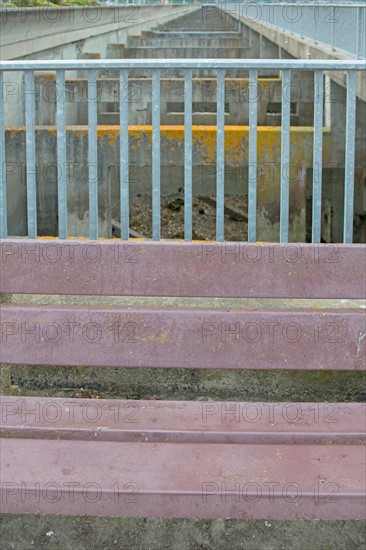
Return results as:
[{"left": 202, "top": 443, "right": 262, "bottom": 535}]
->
[
  {"left": 124, "top": 194, "right": 249, "bottom": 241},
  {"left": 71, "top": 388, "right": 102, "bottom": 399}
]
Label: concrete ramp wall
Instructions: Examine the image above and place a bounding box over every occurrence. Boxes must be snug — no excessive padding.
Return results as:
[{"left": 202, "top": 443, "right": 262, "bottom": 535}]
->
[{"left": 0, "top": 5, "right": 197, "bottom": 60}]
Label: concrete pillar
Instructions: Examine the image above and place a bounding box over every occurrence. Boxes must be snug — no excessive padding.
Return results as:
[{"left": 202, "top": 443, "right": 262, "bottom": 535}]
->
[
  {"left": 3, "top": 72, "right": 24, "bottom": 126},
  {"left": 260, "top": 35, "right": 279, "bottom": 59},
  {"left": 279, "top": 47, "right": 296, "bottom": 59},
  {"left": 248, "top": 29, "right": 260, "bottom": 58}
]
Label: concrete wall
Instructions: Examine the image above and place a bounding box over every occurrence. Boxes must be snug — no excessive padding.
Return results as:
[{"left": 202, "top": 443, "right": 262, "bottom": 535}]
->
[
  {"left": 127, "top": 35, "right": 245, "bottom": 48},
  {"left": 107, "top": 44, "right": 252, "bottom": 59},
  {"left": 5, "top": 125, "right": 330, "bottom": 241},
  {"left": 32, "top": 75, "right": 314, "bottom": 127},
  {"left": 6, "top": 66, "right": 316, "bottom": 127},
  {"left": 223, "top": 5, "right": 366, "bottom": 102},
  {"left": 0, "top": 6, "right": 197, "bottom": 60}
]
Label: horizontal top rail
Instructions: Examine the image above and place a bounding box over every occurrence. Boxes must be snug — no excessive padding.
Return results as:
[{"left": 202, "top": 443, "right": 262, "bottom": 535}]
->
[{"left": 1, "top": 59, "right": 365, "bottom": 71}]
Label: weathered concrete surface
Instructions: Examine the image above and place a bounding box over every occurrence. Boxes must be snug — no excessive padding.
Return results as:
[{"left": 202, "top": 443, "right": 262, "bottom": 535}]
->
[
  {"left": 4, "top": 125, "right": 327, "bottom": 240},
  {"left": 156, "top": 6, "right": 238, "bottom": 33},
  {"left": 32, "top": 75, "right": 314, "bottom": 127},
  {"left": 127, "top": 35, "right": 245, "bottom": 48},
  {"left": 6, "top": 117, "right": 365, "bottom": 243},
  {"left": 0, "top": 6, "right": 196, "bottom": 60},
  {"left": 108, "top": 45, "right": 252, "bottom": 59}
]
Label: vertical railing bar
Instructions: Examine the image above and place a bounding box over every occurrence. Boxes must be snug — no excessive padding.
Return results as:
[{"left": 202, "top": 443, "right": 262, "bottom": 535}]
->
[
  {"left": 248, "top": 69, "right": 258, "bottom": 243},
  {"left": 356, "top": 7, "right": 361, "bottom": 59},
  {"left": 364, "top": 9, "right": 366, "bottom": 59},
  {"left": 314, "top": 11, "right": 317, "bottom": 44},
  {"left": 88, "top": 68, "right": 98, "bottom": 240},
  {"left": 152, "top": 68, "right": 161, "bottom": 241},
  {"left": 184, "top": 68, "right": 193, "bottom": 242},
  {"left": 25, "top": 70, "right": 37, "bottom": 239},
  {"left": 343, "top": 70, "right": 356, "bottom": 244},
  {"left": 362, "top": 9, "right": 365, "bottom": 59},
  {"left": 56, "top": 69, "right": 67, "bottom": 239},
  {"left": 120, "top": 69, "right": 129, "bottom": 241},
  {"left": 280, "top": 69, "right": 291, "bottom": 243},
  {"left": 312, "top": 70, "right": 324, "bottom": 244},
  {"left": 216, "top": 69, "right": 225, "bottom": 242},
  {"left": 0, "top": 71, "right": 7, "bottom": 238}
]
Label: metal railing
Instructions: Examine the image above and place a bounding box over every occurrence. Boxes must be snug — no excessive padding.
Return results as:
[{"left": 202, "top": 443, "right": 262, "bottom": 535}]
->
[
  {"left": 0, "top": 58, "right": 364, "bottom": 244},
  {"left": 224, "top": 2, "right": 366, "bottom": 59}
]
